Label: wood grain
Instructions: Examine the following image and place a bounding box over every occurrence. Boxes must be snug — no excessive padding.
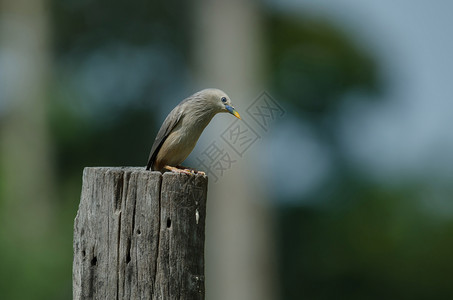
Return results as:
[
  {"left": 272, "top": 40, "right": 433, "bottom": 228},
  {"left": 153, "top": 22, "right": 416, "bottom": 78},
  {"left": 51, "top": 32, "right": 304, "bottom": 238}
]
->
[{"left": 73, "top": 167, "right": 207, "bottom": 300}]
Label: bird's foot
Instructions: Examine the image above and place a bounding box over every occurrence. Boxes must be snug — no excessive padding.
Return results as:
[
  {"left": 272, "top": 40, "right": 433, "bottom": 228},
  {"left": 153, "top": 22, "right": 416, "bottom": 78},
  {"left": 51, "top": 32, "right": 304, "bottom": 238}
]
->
[
  {"left": 164, "top": 165, "right": 205, "bottom": 176},
  {"left": 164, "top": 165, "right": 192, "bottom": 175},
  {"left": 178, "top": 165, "right": 205, "bottom": 176}
]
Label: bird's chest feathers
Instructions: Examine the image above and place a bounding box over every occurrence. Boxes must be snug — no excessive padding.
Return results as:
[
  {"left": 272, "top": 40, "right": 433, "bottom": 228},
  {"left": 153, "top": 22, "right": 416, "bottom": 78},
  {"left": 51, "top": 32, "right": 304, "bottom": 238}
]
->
[{"left": 161, "top": 113, "right": 213, "bottom": 162}]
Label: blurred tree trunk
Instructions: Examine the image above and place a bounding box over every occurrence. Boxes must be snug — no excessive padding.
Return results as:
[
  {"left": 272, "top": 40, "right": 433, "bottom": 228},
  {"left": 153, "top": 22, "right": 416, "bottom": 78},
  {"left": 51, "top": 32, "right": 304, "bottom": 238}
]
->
[
  {"left": 193, "top": 1, "right": 278, "bottom": 299},
  {"left": 0, "top": 0, "right": 55, "bottom": 241}
]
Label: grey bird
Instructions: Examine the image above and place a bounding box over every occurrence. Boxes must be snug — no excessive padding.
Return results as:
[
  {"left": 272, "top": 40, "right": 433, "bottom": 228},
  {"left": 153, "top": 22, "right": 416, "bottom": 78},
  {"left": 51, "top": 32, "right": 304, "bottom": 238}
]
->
[{"left": 146, "top": 88, "right": 241, "bottom": 174}]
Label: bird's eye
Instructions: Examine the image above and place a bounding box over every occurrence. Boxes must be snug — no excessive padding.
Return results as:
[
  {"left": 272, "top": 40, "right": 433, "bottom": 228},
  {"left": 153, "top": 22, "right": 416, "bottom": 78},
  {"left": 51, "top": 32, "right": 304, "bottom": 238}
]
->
[{"left": 221, "top": 97, "right": 227, "bottom": 103}]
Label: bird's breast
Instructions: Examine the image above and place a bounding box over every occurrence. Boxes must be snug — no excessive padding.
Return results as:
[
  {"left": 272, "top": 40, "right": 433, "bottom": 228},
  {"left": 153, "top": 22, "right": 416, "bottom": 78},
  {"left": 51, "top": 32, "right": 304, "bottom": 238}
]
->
[{"left": 155, "top": 113, "right": 214, "bottom": 168}]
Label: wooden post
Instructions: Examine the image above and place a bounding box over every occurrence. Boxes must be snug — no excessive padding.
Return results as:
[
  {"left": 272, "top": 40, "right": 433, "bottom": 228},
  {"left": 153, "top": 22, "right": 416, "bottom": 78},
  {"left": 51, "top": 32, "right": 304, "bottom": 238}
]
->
[{"left": 73, "top": 167, "right": 208, "bottom": 300}]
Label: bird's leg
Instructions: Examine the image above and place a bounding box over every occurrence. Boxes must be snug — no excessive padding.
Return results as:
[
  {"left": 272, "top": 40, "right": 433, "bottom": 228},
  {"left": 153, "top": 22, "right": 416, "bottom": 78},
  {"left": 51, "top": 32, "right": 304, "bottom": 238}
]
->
[
  {"left": 163, "top": 165, "right": 206, "bottom": 175},
  {"left": 164, "top": 165, "right": 193, "bottom": 175},
  {"left": 177, "top": 165, "right": 206, "bottom": 176}
]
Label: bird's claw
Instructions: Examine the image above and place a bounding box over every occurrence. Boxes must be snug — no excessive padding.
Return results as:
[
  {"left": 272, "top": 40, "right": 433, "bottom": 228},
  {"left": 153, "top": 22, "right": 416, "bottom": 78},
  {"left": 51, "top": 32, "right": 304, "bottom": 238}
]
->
[
  {"left": 164, "top": 165, "right": 205, "bottom": 176},
  {"left": 182, "top": 168, "right": 205, "bottom": 176},
  {"left": 177, "top": 165, "right": 205, "bottom": 176}
]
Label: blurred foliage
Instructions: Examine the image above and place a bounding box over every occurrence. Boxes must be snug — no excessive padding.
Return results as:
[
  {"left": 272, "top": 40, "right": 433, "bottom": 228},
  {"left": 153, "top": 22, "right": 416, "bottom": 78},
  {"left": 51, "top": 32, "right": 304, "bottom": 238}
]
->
[
  {"left": 52, "top": 0, "right": 192, "bottom": 56},
  {"left": 49, "top": 98, "right": 155, "bottom": 177},
  {"left": 266, "top": 13, "right": 380, "bottom": 118},
  {"left": 265, "top": 11, "right": 453, "bottom": 300},
  {"left": 278, "top": 181, "right": 453, "bottom": 299}
]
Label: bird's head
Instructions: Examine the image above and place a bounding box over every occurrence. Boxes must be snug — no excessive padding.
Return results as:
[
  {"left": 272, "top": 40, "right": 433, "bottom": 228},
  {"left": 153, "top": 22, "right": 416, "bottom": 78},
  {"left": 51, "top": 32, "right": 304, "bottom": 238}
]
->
[{"left": 200, "top": 88, "right": 241, "bottom": 119}]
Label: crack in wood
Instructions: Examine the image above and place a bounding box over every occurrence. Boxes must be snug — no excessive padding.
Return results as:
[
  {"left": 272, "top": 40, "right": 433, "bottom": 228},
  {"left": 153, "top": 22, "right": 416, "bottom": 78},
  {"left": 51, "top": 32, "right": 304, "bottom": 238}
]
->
[{"left": 152, "top": 174, "right": 163, "bottom": 296}]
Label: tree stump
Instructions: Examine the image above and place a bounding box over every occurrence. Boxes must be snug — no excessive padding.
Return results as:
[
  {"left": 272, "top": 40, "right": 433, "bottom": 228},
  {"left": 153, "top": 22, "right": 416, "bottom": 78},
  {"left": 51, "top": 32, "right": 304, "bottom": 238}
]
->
[{"left": 73, "top": 167, "right": 208, "bottom": 300}]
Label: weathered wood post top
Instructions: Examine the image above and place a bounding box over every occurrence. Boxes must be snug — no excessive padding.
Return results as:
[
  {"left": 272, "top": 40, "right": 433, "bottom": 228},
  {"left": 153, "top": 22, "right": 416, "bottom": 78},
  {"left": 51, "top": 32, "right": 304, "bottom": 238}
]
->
[{"left": 73, "top": 167, "right": 208, "bottom": 300}]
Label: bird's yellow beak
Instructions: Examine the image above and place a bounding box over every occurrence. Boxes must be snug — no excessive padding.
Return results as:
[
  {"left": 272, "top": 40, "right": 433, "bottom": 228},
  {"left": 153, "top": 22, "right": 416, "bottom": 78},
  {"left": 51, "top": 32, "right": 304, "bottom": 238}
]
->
[{"left": 226, "top": 105, "right": 241, "bottom": 119}]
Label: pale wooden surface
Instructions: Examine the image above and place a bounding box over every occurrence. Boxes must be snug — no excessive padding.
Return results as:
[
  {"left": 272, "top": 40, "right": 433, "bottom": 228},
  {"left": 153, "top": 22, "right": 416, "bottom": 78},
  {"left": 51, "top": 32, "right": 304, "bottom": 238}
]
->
[{"left": 73, "top": 167, "right": 208, "bottom": 300}]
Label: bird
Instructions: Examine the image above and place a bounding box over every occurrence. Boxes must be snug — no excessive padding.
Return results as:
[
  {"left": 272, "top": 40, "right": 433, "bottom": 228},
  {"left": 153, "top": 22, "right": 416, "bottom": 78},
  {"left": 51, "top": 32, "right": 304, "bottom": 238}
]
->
[{"left": 146, "top": 88, "right": 241, "bottom": 174}]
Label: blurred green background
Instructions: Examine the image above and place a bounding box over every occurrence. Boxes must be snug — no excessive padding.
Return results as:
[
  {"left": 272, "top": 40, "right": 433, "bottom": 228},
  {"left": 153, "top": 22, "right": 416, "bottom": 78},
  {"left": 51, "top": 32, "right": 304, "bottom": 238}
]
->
[{"left": 1, "top": 0, "right": 453, "bottom": 299}]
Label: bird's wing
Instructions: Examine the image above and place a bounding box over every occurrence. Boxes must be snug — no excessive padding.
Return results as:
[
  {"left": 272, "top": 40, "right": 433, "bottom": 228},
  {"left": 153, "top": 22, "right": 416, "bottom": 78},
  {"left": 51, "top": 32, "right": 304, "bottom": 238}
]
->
[{"left": 146, "top": 106, "right": 184, "bottom": 170}]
